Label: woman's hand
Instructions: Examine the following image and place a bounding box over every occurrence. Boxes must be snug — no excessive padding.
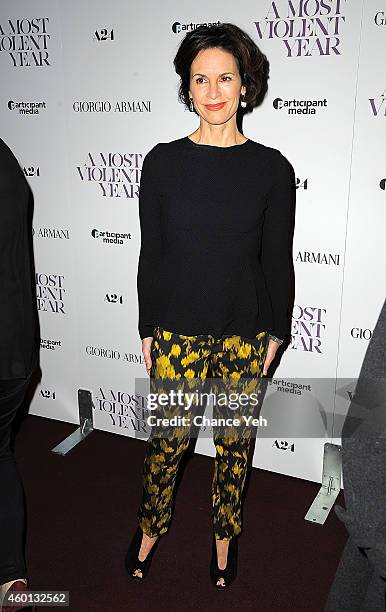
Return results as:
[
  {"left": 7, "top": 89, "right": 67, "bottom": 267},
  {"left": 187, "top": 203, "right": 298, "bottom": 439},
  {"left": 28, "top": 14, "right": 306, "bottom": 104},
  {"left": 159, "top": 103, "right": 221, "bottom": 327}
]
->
[
  {"left": 141, "top": 336, "right": 153, "bottom": 375},
  {"left": 263, "top": 337, "right": 281, "bottom": 376}
]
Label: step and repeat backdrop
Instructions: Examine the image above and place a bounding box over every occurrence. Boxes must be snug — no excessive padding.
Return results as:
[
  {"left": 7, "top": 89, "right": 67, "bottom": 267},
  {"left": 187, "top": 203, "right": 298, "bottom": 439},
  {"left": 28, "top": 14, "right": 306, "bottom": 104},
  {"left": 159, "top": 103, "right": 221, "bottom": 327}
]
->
[{"left": 1, "top": 0, "right": 385, "bottom": 483}]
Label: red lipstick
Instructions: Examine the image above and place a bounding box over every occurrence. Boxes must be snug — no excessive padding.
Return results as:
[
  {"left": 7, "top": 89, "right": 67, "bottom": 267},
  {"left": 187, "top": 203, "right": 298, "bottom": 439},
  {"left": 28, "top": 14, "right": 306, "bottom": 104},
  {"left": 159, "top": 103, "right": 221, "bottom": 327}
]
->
[{"left": 205, "top": 102, "right": 226, "bottom": 111}]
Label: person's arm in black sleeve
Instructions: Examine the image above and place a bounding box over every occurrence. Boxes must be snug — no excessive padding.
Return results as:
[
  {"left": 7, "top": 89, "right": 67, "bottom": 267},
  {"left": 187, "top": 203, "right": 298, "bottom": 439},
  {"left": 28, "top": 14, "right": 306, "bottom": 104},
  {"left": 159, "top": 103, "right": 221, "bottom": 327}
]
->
[
  {"left": 260, "top": 151, "right": 296, "bottom": 342},
  {"left": 137, "top": 143, "right": 163, "bottom": 340}
]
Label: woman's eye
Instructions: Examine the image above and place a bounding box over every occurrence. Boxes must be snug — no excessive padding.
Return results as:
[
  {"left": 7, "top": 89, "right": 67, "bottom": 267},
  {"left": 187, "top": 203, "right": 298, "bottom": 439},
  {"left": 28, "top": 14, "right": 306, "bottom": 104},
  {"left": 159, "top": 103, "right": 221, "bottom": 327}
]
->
[{"left": 195, "top": 76, "right": 232, "bottom": 84}]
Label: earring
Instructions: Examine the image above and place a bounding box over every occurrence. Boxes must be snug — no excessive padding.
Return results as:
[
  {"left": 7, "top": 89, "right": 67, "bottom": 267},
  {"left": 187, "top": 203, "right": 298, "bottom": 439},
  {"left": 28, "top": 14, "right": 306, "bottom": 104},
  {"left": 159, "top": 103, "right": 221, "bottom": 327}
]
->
[
  {"left": 189, "top": 97, "right": 194, "bottom": 112},
  {"left": 240, "top": 94, "right": 247, "bottom": 108}
]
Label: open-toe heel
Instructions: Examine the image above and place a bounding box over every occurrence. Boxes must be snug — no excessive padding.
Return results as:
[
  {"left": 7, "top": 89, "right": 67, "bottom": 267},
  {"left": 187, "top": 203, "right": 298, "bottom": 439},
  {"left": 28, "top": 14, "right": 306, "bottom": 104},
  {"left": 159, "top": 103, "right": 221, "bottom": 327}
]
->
[
  {"left": 210, "top": 534, "right": 238, "bottom": 589},
  {"left": 125, "top": 526, "right": 160, "bottom": 581}
]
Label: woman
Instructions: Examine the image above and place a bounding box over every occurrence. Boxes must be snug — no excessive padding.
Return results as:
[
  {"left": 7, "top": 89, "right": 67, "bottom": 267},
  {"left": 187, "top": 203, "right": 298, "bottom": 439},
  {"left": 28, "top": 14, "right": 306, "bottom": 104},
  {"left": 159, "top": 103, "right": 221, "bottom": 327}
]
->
[{"left": 126, "top": 23, "right": 295, "bottom": 588}]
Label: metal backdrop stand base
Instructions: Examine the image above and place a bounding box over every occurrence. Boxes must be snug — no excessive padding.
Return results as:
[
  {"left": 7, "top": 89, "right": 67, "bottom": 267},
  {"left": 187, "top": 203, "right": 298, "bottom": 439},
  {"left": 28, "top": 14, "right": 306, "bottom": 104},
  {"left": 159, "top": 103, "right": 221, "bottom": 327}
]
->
[
  {"left": 305, "top": 442, "right": 342, "bottom": 525},
  {"left": 51, "top": 389, "right": 94, "bottom": 456}
]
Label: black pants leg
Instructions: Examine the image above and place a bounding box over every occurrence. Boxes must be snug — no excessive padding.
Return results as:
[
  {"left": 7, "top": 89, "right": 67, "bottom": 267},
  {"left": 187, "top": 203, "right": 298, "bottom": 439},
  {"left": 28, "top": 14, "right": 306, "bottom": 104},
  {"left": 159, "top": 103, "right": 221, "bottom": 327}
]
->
[
  {"left": 0, "top": 375, "right": 31, "bottom": 585},
  {"left": 324, "top": 536, "right": 386, "bottom": 611}
]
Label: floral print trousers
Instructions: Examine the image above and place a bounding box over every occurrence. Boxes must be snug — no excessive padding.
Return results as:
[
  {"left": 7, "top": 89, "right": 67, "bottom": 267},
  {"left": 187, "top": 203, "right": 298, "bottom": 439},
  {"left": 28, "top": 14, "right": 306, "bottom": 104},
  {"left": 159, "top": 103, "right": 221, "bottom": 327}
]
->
[{"left": 137, "top": 326, "right": 269, "bottom": 541}]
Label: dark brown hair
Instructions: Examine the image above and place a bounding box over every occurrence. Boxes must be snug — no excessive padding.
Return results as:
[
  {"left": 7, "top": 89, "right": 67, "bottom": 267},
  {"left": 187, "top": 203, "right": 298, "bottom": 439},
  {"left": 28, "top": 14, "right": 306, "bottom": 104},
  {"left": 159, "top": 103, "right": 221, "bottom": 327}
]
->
[{"left": 173, "top": 22, "right": 269, "bottom": 115}]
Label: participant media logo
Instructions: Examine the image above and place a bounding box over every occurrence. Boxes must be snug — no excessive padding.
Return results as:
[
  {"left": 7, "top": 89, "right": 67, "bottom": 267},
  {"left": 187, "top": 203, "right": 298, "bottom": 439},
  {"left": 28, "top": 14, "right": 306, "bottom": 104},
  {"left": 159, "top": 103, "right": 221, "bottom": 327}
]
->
[
  {"left": 171, "top": 20, "right": 221, "bottom": 34},
  {"left": 273, "top": 97, "right": 327, "bottom": 115},
  {"left": 91, "top": 228, "right": 131, "bottom": 245},
  {"left": 7, "top": 100, "right": 46, "bottom": 115},
  {"left": 41, "top": 338, "right": 62, "bottom": 351}
]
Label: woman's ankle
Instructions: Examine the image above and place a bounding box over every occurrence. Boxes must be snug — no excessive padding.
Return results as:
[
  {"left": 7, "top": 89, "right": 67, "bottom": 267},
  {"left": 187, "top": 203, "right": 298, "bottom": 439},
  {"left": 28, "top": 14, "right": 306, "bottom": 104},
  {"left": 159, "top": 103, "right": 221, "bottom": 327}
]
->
[
  {"left": 138, "top": 532, "right": 159, "bottom": 561},
  {"left": 216, "top": 539, "right": 230, "bottom": 570}
]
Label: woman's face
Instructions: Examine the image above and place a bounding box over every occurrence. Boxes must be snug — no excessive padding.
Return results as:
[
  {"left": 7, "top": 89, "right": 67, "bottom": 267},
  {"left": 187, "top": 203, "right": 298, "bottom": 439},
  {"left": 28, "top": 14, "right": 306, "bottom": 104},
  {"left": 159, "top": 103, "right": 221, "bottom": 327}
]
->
[{"left": 189, "top": 47, "right": 246, "bottom": 123}]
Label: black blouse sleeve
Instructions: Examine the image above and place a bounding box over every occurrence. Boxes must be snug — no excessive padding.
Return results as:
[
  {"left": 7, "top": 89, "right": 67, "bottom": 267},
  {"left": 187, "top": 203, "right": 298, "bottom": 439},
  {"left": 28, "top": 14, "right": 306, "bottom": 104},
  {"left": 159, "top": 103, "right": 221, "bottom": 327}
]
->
[
  {"left": 260, "top": 151, "right": 295, "bottom": 340},
  {"left": 137, "top": 143, "right": 163, "bottom": 340}
]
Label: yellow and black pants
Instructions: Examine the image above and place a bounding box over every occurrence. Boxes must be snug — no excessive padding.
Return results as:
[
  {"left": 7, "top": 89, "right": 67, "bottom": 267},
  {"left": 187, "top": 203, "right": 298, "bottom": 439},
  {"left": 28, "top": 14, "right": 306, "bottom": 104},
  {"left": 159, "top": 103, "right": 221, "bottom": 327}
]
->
[{"left": 137, "top": 326, "right": 269, "bottom": 541}]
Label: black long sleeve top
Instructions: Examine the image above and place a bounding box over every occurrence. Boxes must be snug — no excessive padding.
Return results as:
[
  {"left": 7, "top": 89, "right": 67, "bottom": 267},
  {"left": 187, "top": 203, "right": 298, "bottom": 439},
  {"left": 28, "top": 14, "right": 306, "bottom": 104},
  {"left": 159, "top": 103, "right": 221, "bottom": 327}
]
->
[
  {"left": 137, "top": 136, "right": 295, "bottom": 341},
  {"left": 0, "top": 137, "right": 40, "bottom": 379}
]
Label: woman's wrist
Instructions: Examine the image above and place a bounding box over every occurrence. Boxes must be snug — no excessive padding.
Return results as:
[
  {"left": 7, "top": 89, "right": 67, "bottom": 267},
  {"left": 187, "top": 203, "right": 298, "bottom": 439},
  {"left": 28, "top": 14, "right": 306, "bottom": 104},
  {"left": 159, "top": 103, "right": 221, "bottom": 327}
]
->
[{"left": 268, "top": 333, "right": 284, "bottom": 346}]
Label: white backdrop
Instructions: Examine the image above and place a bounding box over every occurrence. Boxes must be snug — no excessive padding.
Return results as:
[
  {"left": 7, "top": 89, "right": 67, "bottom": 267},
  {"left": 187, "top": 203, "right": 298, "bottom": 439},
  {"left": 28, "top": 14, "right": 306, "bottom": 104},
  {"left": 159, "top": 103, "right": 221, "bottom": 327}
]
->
[{"left": 1, "top": 0, "right": 385, "bottom": 483}]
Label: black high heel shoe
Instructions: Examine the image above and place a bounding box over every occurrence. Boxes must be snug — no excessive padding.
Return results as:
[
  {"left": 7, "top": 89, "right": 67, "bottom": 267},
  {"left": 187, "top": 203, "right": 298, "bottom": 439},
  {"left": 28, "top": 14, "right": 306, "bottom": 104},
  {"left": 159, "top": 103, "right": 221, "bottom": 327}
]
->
[
  {"left": 125, "top": 526, "right": 160, "bottom": 581},
  {"left": 210, "top": 534, "right": 238, "bottom": 589}
]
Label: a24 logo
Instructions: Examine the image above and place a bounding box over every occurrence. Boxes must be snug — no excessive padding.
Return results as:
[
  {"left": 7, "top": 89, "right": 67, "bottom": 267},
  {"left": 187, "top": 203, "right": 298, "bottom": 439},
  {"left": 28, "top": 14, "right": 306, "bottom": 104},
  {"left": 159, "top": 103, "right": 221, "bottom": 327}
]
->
[{"left": 40, "top": 389, "right": 56, "bottom": 399}]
